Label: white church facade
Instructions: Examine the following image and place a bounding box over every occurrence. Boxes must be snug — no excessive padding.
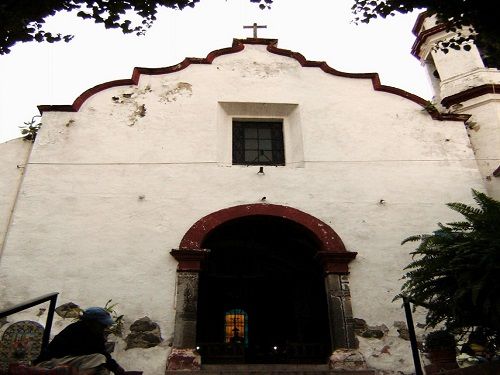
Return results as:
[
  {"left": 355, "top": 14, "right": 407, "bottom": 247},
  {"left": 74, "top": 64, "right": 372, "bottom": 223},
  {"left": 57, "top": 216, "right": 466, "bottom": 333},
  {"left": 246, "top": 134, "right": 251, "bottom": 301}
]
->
[{"left": 0, "top": 13, "right": 498, "bottom": 374}]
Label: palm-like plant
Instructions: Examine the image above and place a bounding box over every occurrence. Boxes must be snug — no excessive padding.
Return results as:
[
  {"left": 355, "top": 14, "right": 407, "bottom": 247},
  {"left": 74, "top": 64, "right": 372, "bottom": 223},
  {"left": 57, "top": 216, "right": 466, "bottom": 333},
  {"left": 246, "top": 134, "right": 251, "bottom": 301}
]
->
[{"left": 397, "top": 190, "right": 500, "bottom": 336}]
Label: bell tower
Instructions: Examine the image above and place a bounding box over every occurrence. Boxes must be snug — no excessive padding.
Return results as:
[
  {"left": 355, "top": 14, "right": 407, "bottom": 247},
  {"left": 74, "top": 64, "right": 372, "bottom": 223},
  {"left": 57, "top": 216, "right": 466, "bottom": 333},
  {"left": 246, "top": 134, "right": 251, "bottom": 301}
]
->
[{"left": 412, "top": 12, "right": 500, "bottom": 199}]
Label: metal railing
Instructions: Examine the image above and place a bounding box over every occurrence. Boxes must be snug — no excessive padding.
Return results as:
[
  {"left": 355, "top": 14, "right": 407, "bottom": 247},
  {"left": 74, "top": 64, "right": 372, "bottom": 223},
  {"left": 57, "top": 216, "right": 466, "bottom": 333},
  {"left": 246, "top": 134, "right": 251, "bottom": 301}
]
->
[
  {"left": 0, "top": 292, "right": 58, "bottom": 352},
  {"left": 403, "top": 296, "right": 431, "bottom": 375}
]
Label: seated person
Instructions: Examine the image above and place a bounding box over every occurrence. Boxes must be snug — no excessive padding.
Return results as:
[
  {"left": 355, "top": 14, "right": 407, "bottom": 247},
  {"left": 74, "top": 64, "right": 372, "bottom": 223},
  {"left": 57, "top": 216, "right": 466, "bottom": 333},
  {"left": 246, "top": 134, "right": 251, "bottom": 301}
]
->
[{"left": 34, "top": 307, "right": 125, "bottom": 375}]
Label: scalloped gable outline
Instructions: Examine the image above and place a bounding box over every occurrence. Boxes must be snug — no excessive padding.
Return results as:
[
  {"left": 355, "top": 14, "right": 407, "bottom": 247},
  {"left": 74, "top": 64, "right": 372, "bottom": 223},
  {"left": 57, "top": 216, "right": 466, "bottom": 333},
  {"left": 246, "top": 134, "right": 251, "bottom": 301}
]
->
[{"left": 38, "top": 38, "right": 468, "bottom": 122}]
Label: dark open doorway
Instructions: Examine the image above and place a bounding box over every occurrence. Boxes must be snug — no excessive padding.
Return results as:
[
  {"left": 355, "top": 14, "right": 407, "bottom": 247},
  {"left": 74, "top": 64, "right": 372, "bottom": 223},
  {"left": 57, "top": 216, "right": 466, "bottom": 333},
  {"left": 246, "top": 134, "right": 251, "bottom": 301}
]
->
[{"left": 196, "top": 215, "right": 331, "bottom": 364}]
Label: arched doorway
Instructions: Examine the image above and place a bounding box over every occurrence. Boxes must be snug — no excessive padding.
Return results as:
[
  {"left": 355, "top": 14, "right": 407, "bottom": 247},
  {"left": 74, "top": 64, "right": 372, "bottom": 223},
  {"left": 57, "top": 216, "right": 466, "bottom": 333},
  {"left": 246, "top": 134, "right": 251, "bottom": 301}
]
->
[
  {"left": 196, "top": 215, "right": 330, "bottom": 364},
  {"left": 168, "top": 204, "right": 357, "bottom": 370}
]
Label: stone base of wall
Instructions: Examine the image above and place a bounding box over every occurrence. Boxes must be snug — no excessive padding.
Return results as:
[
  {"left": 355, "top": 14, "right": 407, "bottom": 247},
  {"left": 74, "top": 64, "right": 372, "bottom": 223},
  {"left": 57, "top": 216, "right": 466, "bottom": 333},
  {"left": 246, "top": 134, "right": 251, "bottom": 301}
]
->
[
  {"left": 165, "top": 364, "right": 375, "bottom": 374},
  {"left": 329, "top": 349, "right": 367, "bottom": 371},
  {"left": 435, "top": 361, "right": 500, "bottom": 375},
  {"left": 166, "top": 348, "right": 201, "bottom": 371}
]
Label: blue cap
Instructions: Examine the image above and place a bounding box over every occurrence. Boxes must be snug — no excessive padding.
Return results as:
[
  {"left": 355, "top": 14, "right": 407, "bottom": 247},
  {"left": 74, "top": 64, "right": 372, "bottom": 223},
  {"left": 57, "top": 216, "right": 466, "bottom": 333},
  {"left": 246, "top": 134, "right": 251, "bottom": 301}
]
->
[{"left": 82, "top": 307, "right": 114, "bottom": 326}]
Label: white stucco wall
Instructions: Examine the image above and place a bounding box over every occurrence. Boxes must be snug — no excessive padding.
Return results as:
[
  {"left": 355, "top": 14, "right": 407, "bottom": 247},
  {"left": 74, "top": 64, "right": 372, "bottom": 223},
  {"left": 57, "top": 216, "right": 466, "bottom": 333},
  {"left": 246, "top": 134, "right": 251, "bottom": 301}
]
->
[
  {"left": 0, "top": 44, "right": 487, "bottom": 374},
  {"left": 0, "top": 138, "right": 31, "bottom": 254},
  {"left": 454, "top": 98, "right": 500, "bottom": 199}
]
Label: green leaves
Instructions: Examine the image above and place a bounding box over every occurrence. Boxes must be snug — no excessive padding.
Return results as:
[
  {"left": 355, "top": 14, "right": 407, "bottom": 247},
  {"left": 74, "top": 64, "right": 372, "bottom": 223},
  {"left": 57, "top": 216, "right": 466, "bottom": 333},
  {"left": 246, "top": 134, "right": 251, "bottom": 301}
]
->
[
  {"left": 0, "top": 0, "right": 274, "bottom": 54},
  {"left": 398, "top": 190, "right": 500, "bottom": 337},
  {"left": 351, "top": 0, "right": 499, "bottom": 67},
  {"left": 19, "top": 115, "right": 42, "bottom": 142}
]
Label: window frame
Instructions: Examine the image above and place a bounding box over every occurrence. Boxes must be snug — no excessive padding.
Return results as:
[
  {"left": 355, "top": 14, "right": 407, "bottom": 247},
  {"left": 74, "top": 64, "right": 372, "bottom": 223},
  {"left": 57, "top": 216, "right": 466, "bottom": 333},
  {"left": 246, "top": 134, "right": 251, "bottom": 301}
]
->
[{"left": 232, "top": 120, "right": 285, "bottom": 166}]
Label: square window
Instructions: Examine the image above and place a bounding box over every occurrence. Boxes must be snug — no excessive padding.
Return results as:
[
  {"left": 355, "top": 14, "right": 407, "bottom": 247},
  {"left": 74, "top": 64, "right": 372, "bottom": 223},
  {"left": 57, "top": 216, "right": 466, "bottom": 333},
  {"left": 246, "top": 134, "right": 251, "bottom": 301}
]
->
[
  {"left": 244, "top": 139, "right": 258, "bottom": 149},
  {"left": 232, "top": 121, "right": 285, "bottom": 165},
  {"left": 244, "top": 128, "right": 258, "bottom": 138},
  {"left": 259, "top": 139, "right": 272, "bottom": 150}
]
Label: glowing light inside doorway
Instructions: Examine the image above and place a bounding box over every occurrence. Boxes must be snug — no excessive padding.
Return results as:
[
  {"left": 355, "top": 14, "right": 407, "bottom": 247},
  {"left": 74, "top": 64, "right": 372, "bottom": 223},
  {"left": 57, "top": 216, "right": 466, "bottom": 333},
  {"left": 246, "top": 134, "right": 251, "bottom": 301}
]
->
[{"left": 225, "top": 309, "right": 248, "bottom": 347}]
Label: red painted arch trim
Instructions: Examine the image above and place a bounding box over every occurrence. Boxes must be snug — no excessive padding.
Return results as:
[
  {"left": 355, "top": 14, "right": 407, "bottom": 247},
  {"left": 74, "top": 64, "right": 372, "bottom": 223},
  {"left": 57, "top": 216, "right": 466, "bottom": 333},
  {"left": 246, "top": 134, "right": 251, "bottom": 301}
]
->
[
  {"left": 179, "top": 203, "right": 348, "bottom": 254},
  {"left": 38, "top": 38, "right": 465, "bottom": 122}
]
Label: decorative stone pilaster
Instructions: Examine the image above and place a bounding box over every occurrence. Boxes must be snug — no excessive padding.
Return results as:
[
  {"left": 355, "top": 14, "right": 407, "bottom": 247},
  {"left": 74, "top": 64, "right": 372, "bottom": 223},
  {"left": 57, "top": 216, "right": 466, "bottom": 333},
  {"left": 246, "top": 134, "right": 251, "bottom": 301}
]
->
[
  {"left": 168, "top": 249, "right": 210, "bottom": 371},
  {"left": 324, "top": 273, "right": 356, "bottom": 350},
  {"left": 316, "top": 250, "right": 357, "bottom": 351},
  {"left": 171, "top": 272, "right": 199, "bottom": 349}
]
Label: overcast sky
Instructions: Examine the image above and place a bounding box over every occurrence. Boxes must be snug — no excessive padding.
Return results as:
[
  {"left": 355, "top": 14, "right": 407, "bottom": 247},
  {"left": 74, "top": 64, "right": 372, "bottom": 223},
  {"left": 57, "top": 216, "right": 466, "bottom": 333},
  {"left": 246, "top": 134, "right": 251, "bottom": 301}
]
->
[{"left": 0, "top": 0, "right": 432, "bottom": 143}]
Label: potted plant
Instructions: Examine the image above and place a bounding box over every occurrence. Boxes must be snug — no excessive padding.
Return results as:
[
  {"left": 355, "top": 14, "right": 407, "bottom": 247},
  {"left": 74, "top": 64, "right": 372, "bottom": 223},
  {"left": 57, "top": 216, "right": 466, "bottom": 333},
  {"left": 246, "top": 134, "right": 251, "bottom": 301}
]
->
[{"left": 424, "top": 330, "right": 459, "bottom": 374}]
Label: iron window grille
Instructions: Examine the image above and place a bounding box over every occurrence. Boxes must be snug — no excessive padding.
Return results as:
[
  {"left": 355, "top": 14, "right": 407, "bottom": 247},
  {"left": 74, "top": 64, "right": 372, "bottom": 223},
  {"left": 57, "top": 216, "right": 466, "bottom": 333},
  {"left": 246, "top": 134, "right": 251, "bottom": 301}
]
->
[{"left": 232, "top": 120, "right": 285, "bottom": 165}]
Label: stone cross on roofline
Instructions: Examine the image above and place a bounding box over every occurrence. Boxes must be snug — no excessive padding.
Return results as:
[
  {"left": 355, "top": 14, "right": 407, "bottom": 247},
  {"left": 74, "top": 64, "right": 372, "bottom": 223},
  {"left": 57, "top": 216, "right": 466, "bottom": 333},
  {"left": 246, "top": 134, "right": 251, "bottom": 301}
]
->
[{"left": 243, "top": 23, "right": 267, "bottom": 38}]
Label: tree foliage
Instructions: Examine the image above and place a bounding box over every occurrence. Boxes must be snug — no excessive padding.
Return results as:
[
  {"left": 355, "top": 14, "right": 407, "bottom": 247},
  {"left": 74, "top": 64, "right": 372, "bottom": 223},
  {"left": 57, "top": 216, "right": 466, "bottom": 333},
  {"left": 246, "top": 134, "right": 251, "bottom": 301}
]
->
[
  {"left": 351, "top": 0, "right": 499, "bottom": 67},
  {"left": 397, "top": 190, "right": 500, "bottom": 338},
  {"left": 0, "top": 0, "right": 273, "bottom": 55}
]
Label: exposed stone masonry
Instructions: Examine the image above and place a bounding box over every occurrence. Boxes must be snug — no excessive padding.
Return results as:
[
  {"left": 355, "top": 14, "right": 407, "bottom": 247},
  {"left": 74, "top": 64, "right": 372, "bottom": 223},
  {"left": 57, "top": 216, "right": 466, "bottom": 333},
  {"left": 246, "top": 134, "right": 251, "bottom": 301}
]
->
[{"left": 125, "top": 316, "right": 162, "bottom": 350}]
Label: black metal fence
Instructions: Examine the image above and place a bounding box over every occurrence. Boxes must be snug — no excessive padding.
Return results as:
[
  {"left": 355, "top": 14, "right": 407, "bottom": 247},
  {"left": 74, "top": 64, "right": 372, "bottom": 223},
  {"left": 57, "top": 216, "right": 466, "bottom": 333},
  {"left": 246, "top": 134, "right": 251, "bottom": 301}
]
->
[{"left": 0, "top": 292, "right": 59, "bottom": 352}]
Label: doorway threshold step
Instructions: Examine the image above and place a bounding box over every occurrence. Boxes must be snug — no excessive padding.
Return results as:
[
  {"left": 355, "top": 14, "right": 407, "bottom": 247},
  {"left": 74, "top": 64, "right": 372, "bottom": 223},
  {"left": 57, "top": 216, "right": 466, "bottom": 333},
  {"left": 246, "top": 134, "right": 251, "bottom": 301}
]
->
[{"left": 166, "top": 364, "right": 376, "bottom": 374}]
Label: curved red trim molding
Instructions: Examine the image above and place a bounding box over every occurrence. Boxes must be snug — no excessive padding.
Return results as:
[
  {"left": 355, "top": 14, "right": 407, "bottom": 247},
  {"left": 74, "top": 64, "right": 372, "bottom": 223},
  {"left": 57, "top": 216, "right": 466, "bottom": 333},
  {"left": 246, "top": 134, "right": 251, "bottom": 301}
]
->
[
  {"left": 493, "top": 165, "right": 500, "bottom": 177},
  {"left": 441, "top": 84, "right": 500, "bottom": 108},
  {"left": 179, "top": 203, "right": 348, "bottom": 254},
  {"left": 38, "top": 38, "right": 465, "bottom": 122},
  {"left": 265, "top": 41, "right": 463, "bottom": 121},
  {"left": 412, "top": 11, "right": 430, "bottom": 36},
  {"left": 411, "top": 24, "right": 447, "bottom": 59}
]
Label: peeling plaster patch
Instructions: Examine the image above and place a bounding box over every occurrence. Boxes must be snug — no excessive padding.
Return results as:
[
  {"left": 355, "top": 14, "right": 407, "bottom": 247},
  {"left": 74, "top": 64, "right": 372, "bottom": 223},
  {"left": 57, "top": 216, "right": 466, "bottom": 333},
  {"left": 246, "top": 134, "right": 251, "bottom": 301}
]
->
[
  {"left": 111, "top": 86, "right": 152, "bottom": 104},
  {"left": 235, "top": 61, "right": 297, "bottom": 79},
  {"left": 55, "top": 302, "right": 81, "bottom": 319},
  {"left": 362, "top": 324, "right": 389, "bottom": 339},
  {"left": 128, "top": 104, "right": 146, "bottom": 126},
  {"left": 125, "top": 316, "right": 162, "bottom": 349},
  {"left": 393, "top": 321, "right": 410, "bottom": 341},
  {"left": 160, "top": 82, "right": 192, "bottom": 103},
  {"left": 354, "top": 318, "right": 389, "bottom": 339},
  {"left": 110, "top": 85, "right": 151, "bottom": 126},
  {"left": 356, "top": 322, "right": 424, "bottom": 374},
  {"left": 36, "top": 308, "right": 46, "bottom": 317}
]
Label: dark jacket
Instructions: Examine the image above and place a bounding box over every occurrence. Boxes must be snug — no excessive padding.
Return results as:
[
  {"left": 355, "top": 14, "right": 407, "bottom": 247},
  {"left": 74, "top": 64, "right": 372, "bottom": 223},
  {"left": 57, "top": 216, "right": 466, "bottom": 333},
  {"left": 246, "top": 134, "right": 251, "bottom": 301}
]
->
[{"left": 34, "top": 320, "right": 120, "bottom": 372}]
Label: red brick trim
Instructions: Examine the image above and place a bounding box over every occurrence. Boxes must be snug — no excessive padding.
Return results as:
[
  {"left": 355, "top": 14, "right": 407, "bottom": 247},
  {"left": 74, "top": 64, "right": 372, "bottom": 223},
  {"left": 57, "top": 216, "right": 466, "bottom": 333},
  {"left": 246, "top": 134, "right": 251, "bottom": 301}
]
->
[
  {"left": 38, "top": 38, "right": 465, "bottom": 122},
  {"left": 441, "top": 84, "right": 500, "bottom": 108},
  {"left": 179, "top": 203, "right": 345, "bottom": 251},
  {"left": 177, "top": 203, "right": 356, "bottom": 274},
  {"left": 316, "top": 251, "right": 358, "bottom": 274},
  {"left": 170, "top": 249, "right": 210, "bottom": 272}
]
